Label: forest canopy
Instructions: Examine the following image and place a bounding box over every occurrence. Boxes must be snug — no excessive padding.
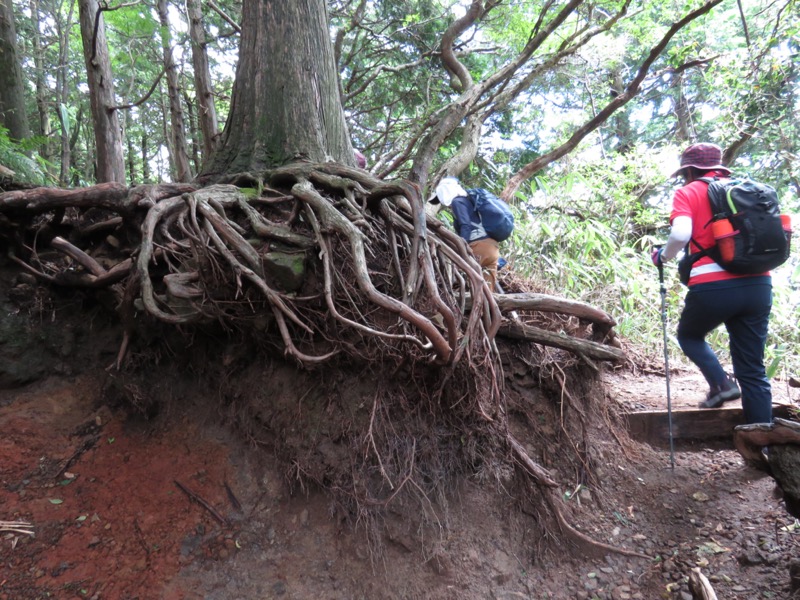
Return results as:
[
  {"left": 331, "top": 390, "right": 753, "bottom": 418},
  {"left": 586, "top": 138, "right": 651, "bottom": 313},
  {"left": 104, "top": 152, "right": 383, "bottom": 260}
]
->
[{"left": 0, "top": 0, "right": 797, "bottom": 194}]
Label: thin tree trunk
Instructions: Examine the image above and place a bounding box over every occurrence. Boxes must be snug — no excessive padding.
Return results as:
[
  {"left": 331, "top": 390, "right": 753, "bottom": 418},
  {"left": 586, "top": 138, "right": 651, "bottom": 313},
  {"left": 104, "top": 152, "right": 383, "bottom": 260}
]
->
[
  {"left": 77, "top": 0, "right": 126, "bottom": 183},
  {"left": 158, "top": 90, "right": 174, "bottom": 178},
  {"left": 29, "top": 0, "right": 52, "bottom": 168},
  {"left": 609, "top": 69, "right": 633, "bottom": 153},
  {"left": 186, "top": 0, "right": 219, "bottom": 164},
  {"left": 204, "top": 0, "right": 355, "bottom": 176},
  {"left": 69, "top": 104, "right": 84, "bottom": 183},
  {"left": 81, "top": 120, "right": 94, "bottom": 184},
  {"left": 0, "top": 0, "right": 31, "bottom": 141},
  {"left": 141, "top": 128, "right": 150, "bottom": 182},
  {"left": 55, "top": 1, "right": 75, "bottom": 186},
  {"left": 157, "top": 0, "right": 192, "bottom": 183},
  {"left": 124, "top": 109, "right": 137, "bottom": 183},
  {"left": 182, "top": 90, "right": 201, "bottom": 172},
  {"left": 671, "top": 72, "right": 693, "bottom": 142}
]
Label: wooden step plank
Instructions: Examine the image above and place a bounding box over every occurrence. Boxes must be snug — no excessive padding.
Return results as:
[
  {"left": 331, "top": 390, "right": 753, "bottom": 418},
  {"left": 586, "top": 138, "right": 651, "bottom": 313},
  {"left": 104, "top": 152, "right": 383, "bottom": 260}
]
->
[{"left": 625, "top": 403, "right": 795, "bottom": 443}]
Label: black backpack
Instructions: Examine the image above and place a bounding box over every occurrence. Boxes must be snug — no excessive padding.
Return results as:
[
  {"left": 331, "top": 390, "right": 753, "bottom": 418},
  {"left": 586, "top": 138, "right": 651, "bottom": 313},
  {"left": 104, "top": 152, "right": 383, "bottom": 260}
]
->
[{"left": 678, "top": 177, "right": 791, "bottom": 285}]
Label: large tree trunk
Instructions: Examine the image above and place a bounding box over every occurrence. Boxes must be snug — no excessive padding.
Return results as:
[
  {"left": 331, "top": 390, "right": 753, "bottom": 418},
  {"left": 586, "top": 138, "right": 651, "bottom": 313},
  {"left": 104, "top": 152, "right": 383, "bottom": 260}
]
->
[
  {"left": 0, "top": 0, "right": 31, "bottom": 141},
  {"left": 203, "top": 0, "right": 355, "bottom": 176},
  {"left": 77, "top": 0, "right": 126, "bottom": 183},
  {"left": 186, "top": 0, "right": 219, "bottom": 165},
  {"left": 157, "top": 0, "right": 192, "bottom": 183}
]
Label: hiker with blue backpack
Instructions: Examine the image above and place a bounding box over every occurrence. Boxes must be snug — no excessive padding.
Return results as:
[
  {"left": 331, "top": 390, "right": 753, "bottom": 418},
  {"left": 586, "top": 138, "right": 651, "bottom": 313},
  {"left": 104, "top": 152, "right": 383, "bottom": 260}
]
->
[
  {"left": 651, "top": 143, "right": 792, "bottom": 424},
  {"left": 429, "top": 176, "right": 514, "bottom": 292}
]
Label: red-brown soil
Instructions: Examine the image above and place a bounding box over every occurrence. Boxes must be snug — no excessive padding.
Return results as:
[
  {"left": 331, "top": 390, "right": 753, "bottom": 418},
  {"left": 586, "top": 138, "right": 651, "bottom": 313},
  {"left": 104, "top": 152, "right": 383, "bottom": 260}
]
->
[
  {"left": 2, "top": 363, "right": 799, "bottom": 600},
  {"left": 0, "top": 375, "right": 234, "bottom": 599},
  {"left": 1, "top": 268, "right": 799, "bottom": 599}
]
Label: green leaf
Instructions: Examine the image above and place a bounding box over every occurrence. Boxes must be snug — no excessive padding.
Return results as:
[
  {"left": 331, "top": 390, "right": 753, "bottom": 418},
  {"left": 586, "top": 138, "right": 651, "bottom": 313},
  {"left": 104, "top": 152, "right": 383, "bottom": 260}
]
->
[
  {"left": 49, "top": 498, "right": 64, "bottom": 504},
  {"left": 765, "top": 344, "right": 786, "bottom": 379},
  {"left": 59, "top": 104, "right": 70, "bottom": 138},
  {"left": 697, "top": 541, "right": 728, "bottom": 555}
]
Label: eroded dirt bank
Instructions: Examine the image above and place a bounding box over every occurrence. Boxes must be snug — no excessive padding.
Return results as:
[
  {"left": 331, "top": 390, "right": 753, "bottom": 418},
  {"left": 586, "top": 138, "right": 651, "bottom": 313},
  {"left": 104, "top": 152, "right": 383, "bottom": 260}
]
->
[{"left": 1, "top": 278, "right": 799, "bottom": 599}]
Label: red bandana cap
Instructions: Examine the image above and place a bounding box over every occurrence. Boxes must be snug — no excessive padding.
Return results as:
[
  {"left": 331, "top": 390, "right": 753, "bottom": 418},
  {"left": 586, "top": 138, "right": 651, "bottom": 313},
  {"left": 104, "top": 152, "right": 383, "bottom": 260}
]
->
[
  {"left": 354, "top": 150, "right": 367, "bottom": 169},
  {"left": 671, "top": 143, "right": 732, "bottom": 178}
]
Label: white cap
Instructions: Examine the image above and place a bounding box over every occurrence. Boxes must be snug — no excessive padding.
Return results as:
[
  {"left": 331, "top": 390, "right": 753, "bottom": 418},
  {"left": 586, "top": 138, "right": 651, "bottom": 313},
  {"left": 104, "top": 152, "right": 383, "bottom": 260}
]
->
[{"left": 429, "top": 177, "right": 467, "bottom": 207}]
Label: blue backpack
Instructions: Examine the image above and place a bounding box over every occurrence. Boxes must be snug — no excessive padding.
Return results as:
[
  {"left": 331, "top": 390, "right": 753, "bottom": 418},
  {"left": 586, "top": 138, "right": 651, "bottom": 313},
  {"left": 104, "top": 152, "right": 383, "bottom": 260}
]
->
[{"left": 467, "top": 188, "right": 515, "bottom": 242}]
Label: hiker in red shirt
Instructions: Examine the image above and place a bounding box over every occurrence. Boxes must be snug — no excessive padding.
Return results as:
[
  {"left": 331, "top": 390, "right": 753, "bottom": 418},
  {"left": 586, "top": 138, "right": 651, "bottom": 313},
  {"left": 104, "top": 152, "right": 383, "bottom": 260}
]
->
[{"left": 651, "top": 143, "right": 773, "bottom": 424}]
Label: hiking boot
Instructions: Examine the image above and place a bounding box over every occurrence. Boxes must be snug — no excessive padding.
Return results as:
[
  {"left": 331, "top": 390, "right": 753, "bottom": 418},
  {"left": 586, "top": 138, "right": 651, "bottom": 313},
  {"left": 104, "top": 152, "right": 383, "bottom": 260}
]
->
[{"left": 698, "top": 376, "right": 741, "bottom": 409}]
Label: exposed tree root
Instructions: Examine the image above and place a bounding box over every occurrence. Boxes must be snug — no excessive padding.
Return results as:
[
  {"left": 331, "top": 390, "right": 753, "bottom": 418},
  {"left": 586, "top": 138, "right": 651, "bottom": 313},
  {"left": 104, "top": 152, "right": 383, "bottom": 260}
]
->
[
  {"left": 509, "top": 425, "right": 650, "bottom": 560},
  {"left": 500, "top": 320, "right": 625, "bottom": 362},
  {"left": 545, "top": 487, "right": 652, "bottom": 560},
  {"left": 0, "top": 164, "right": 631, "bottom": 559}
]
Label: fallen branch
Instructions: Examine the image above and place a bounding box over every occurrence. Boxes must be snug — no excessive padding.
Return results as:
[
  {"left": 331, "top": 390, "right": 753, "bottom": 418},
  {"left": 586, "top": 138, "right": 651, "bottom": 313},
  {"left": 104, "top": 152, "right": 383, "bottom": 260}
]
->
[
  {"left": 174, "top": 479, "right": 228, "bottom": 525},
  {"left": 688, "top": 567, "right": 718, "bottom": 599},
  {"left": 498, "top": 320, "right": 625, "bottom": 361},
  {"left": 494, "top": 292, "right": 616, "bottom": 327},
  {"left": 0, "top": 520, "right": 34, "bottom": 536},
  {"left": 55, "top": 435, "right": 100, "bottom": 479}
]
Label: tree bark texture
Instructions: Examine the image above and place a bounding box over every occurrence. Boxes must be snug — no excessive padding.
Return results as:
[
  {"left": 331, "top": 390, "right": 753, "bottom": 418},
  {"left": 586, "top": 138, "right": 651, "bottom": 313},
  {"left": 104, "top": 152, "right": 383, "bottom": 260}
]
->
[
  {"left": 77, "top": 0, "right": 126, "bottom": 183},
  {"left": 498, "top": 320, "right": 625, "bottom": 362},
  {"left": 158, "top": 0, "right": 192, "bottom": 183},
  {"left": 0, "top": 0, "right": 31, "bottom": 141},
  {"left": 186, "top": 0, "right": 219, "bottom": 164},
  {"left": 29, "top": 0, "right": 52, "bottom": 167},
  {"left": 671, "top": 71, "right": 693, "bottom": 142},
  {"left": 204, "top": 0, "right": 355, "bottom": 176},
  {"left": 124, "top": 110, "right": 137, "bottom": 183},
  {"left": 55, "top": 3, "right": 76, "bottom": 185},
  {"left": 182, "top": 94, "right": 201, "bottom": 170}
]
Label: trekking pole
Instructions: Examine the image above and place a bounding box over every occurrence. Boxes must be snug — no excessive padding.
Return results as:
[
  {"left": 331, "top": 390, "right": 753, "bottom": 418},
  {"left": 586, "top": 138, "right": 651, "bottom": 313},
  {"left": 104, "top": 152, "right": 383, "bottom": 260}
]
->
[{"left": 656, "top": 245, "right": 676, "bottom": 471}]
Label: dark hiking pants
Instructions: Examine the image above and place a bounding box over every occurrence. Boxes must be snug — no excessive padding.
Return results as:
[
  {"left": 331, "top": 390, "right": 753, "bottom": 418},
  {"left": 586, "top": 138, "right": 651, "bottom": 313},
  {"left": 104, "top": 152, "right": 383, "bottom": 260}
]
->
[{"left": 677, "top": 276, "right": 773, "bottom": 424}]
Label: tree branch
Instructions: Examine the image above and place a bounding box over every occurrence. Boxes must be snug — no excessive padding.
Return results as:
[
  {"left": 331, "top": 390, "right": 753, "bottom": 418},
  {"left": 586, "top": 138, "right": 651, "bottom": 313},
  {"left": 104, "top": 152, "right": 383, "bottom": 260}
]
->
[
  {"left": 498, "top": 320, "right": 625, "bottom": 362},
  {"left": 502, "top": 0, "right": 724, "bottom": 200}
]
